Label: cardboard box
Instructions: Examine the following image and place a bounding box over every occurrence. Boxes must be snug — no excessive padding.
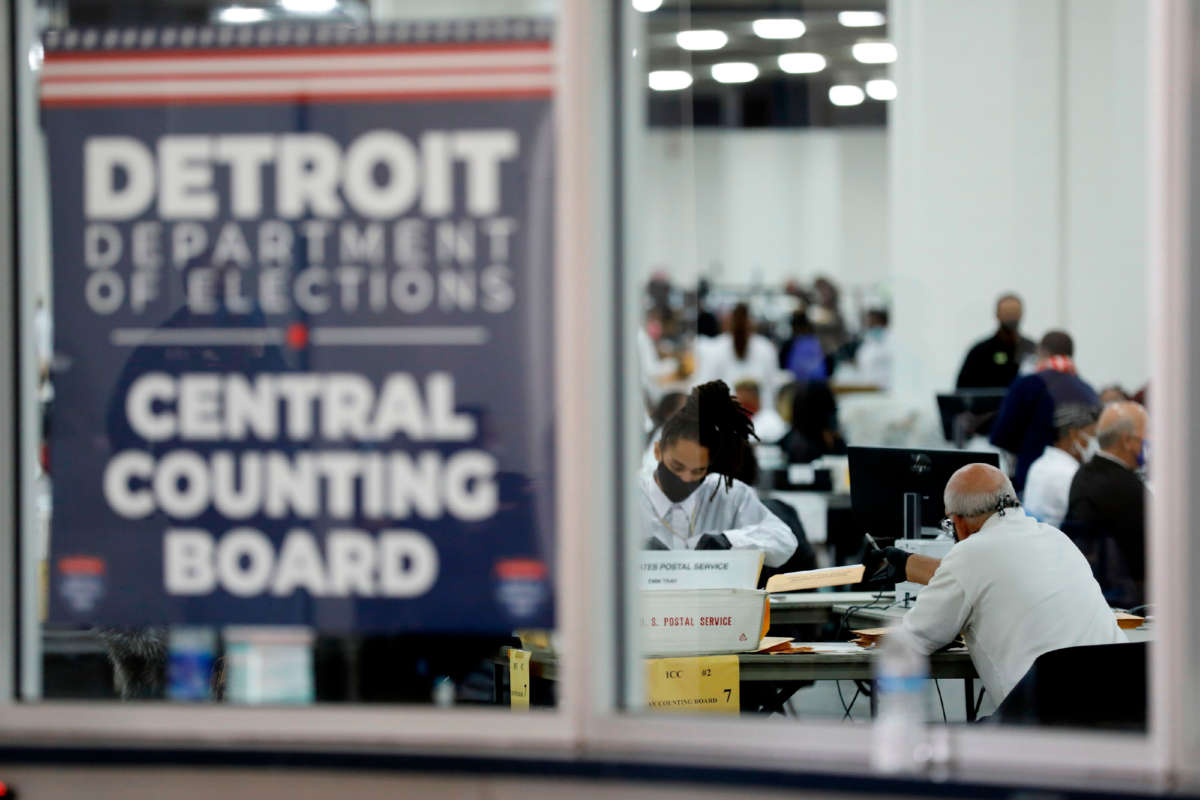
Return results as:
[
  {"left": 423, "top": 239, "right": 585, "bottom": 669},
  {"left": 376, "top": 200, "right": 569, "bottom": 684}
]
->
[
  {"left": 639, "top": 550, "right": 763, "bottom": 591},
  {"left": 640, "top": 588, "right": 768, "bottom": 656}
]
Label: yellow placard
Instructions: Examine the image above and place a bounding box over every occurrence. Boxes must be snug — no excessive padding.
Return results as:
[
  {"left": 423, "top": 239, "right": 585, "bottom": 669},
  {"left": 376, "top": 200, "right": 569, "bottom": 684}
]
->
[
  {"left": 508, "top": 648, "right": 531, "bottom": 710},
  {"left": 645, "top": 655, "right": 740, "bottom": 714}
]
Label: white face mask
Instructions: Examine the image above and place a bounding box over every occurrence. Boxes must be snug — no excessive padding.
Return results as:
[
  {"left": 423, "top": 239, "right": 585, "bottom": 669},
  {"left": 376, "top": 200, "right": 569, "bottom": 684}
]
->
[{"left": 1074, "top": 434, "right": 1100, "bottom": 463}]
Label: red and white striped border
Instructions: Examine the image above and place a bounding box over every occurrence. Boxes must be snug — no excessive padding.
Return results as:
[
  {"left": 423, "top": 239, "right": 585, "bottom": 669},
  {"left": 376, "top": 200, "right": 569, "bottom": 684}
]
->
[{"left": 41, "top": 38, "right": 553, "bottom": 107}]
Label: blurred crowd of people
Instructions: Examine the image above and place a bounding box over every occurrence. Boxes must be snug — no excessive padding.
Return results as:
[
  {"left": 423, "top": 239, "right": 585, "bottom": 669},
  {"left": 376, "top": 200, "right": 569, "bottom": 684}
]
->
[
  {"left": 638, "top": 273, "right": 891, "bottom": 467},
  {"left": 639, "top": 278, "right": 1150, "bottom": 611}
]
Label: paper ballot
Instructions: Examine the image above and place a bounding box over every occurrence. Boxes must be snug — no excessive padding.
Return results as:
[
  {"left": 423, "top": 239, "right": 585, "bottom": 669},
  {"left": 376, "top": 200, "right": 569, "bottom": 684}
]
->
[{"left": 764, "top": 564, "right": 865, "bottom": 594}]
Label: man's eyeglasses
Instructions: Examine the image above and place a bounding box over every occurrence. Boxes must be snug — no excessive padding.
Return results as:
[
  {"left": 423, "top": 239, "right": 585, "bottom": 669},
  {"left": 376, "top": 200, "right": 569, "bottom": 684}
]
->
[{"left": 940, "top": 516, "right": 956, "bottom": 535}]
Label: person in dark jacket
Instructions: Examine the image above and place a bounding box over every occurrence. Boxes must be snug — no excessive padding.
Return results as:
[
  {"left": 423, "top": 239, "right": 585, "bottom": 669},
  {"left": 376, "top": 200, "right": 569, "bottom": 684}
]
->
[
  {"left": 781, "top": 380, "right": 846, "bottom": 464},
  {"left": 956, "top": 294, "right": 1036, "bottom": 389},
  {"left": 989, "top": 330, "right": 1098, "bottom": 493},
  {"left": 1063, "top": 402, "right": 1148, "bottom": 608}
]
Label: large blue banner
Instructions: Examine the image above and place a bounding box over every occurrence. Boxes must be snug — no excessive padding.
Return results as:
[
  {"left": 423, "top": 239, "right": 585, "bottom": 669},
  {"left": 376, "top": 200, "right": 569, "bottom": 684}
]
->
[{"left": 41, "top": 22, "right": 556, "bottom": 632}]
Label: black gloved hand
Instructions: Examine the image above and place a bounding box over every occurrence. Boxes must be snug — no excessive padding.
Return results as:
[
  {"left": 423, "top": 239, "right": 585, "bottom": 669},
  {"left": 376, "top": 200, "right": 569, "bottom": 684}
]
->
[
  {"left": 695, "top": 533, "right": 732, "bottom": 550},
  {"left": 863, "top": 546, "right": 910, "bottom": 580},
  {"left": 644, "top": 536, "right": 670, "bottom": 551}
]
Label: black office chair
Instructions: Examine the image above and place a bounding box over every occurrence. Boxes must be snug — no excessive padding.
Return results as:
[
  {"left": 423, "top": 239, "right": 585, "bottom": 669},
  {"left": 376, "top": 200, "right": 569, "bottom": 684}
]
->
[
  {"left": 992, "top": 642, "right": 1147, "bottom": 730},
  {"left": 1060, "top": 519, "right": 1145, "bottom": 610},
  {"left": 758, "top": 497, "right": 817, "bottom": 587}
]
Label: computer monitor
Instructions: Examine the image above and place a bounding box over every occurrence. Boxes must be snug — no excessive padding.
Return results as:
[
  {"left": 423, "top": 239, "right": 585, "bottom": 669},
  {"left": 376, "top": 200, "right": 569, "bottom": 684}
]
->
[
  {"left": 936, "top": 389, "right": 1009, "bottom": 445},
  {"left": 847, "top": 445, "right": 1001, "bottom": 541}
]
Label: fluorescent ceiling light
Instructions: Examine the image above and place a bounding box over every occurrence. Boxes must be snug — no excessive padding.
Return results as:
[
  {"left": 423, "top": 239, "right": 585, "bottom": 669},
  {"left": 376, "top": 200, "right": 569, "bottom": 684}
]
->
[
  {"left": 778, "top": 52, "right": 826, "bottom": 74},
  {"left": 829, "top": 84, "right": 865, "bottom": 106},
  {"left": 219, "top": 5, "right": 269, "bottom": 23},
  {"left": 648, "top": 70, "right": 693, "bottom": 91},
  {"left": 838, "top": 11, "right": 886, "bottom": 28},
  {"left": 752, "top": 18, "right": 806, "bottom": 39},
  {"left": 711, "top": 62, "right": 758, "bottom": 84},
  {"left": 279, "top": 0, "right": 338, "bottom": 13},
  {"left": 676, "top": 29, "right": 728, "bottom": 51},
  {"left": 866, "top": 78, "right": 897, "bottom": 100},
  {"left": 852, "top": 41, "right": 897, "bottom": 64},
  {"left": 632, "top": 0, "right": 663, "bottom": 11}
]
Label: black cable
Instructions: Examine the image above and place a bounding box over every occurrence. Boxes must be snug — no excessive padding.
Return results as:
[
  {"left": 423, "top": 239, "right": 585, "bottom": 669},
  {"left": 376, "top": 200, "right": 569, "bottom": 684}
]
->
[
  {"left": 836, "top": 679, "right": 851, "bottom": 718},
  {"left": 842, "top": 685, "right": 861, "bottom": 721},
  {"left": 835, "top": 588, "right": 888, "bottom": 642},
  {"left": 934, "top": 679, "right": 947, "bottom": 722}
]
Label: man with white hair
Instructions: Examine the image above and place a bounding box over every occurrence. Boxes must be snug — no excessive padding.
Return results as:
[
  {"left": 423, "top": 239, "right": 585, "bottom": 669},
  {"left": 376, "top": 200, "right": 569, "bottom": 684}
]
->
[
  {"left": 1063, "top": 401, "right": 1149, "bottom": 607},
  {"left": 866, "top": 463, "right": 1124, "bottom": 710}
]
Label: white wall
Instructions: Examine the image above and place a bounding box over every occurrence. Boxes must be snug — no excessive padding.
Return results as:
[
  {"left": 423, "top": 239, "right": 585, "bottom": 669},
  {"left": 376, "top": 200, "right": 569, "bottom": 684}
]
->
[
  {"left": 890, "top": 0, "right": 1149, "bottom": 402},
  {"left": 1062, "top": 0, "right": 1149, "bottom": 394},
  {"left": 631, "top": 0, "right": 1147, "bottom": 399},
  {"left": 637, "top": 129, "right": 890, "bottom": 292}
]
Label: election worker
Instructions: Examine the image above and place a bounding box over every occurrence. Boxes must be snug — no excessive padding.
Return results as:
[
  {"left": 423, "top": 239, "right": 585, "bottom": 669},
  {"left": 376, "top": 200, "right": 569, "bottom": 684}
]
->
[
  {"left": 1063, "top": 401, "right": 1149, "bottom": 608},
  {"left": 955, "top": 293, "right": 1036, "bottom": 390},
  {"left": 865, "top": 463, "right": 1123, "bottom": 711},
  {"left": 1022, "top": 403, "right": 1099, "bottom": 527},
  {"left": 989, "top": 330, "right": 1099, "bottom": 493},
  {"left": 641, "top": 381, "right": 797, "bottom": 568}
]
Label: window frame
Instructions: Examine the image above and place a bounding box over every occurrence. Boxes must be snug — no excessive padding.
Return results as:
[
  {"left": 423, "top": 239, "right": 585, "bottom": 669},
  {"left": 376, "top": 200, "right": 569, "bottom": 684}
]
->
[
  {"left": 0, "top": 0, "right": 609, "bottom": 757},
  {"left": 583, "top": 0, "right": 1191, "bottom": 791}
]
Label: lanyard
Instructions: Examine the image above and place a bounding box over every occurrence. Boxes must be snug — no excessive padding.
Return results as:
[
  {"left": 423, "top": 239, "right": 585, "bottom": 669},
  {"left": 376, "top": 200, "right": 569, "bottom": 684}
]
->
[{"left": 656, "top": 499, "right": 702, "bottom": 545}]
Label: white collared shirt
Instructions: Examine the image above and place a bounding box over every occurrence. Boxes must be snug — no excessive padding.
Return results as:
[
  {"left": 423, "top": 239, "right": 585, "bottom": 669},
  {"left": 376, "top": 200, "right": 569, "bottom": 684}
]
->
[
  {"left": 640, "top": 469, "right": 797, "bottom": 567},
  {"left": 1023, "top": 445, "right": 1080, "bottom": 527},
  {"left": 901, "top": 509, "right": 1126, "bottom": 708}
]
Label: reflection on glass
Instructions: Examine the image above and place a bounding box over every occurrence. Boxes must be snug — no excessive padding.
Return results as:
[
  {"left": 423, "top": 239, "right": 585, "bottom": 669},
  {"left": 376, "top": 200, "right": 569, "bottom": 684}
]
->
[{"left": 24, "top": 2, "right": 559, "bottom": 708}]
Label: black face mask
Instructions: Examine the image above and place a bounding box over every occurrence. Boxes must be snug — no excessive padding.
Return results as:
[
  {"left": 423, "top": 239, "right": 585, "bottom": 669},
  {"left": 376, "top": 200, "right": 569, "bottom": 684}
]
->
[{"left": 656, "top": 461, "right": 704, "bottom": 503}]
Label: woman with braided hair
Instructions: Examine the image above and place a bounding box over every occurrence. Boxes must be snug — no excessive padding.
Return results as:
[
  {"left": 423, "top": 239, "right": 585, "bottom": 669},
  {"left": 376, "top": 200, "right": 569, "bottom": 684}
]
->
[{"left": 641, "top": 380, "right": 796, "bottom": 567}]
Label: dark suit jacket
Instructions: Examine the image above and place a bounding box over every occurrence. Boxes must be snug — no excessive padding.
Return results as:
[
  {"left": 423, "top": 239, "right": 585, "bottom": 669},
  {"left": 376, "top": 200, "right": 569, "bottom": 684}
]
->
[{"left": 1064, "top": 455, "right": 1146, "bottom": 605}]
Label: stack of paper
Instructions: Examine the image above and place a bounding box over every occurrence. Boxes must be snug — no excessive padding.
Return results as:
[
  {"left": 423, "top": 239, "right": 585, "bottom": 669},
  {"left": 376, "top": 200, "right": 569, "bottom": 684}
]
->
[
  {"left": 1115, "top": 612, "right": 1146, "bottom": 630},
  {"left": 849, "top": 627, "right": 890, "bottom": 648},
  {"left": 754, "top": 636, "right": 815, "bottom": 654}
]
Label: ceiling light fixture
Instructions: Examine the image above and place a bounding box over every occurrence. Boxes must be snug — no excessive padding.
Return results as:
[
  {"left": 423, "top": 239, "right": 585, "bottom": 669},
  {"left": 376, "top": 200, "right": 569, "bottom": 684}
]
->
[
  {"left": 852, "top": 41, "right": 897, "bottom": 64},
  {"left": 778, "top": 52, "right": 826, "bottom": 74},
  {"left": 676, "top": 29, "right": 728, "bottom": 51},
  {"left": 751, "top": 18, "right": 806, "bottom": 39},
  {"left": 866, "top": 78, "right": 897, "bottom": 100},
  {"left": 829, "top": 85, "right": 866, "bottom": 106},
  {"left": 218, "top": 5, "right": 269, "bottom": 23},
  {"left": 632, "top": 0, "right": 663, "bottom": 11},
  {"left": 648, "top": 70, "right": 693, "bottom": 91},
  {"left": 711, "top": 62, "right": 758, "bottom": 84},
  {"left": 838, "top": 11, "right": 886, "bottom": 28},
  {"left": 279, "top": 0, "right": 339, "bottom": 13}
]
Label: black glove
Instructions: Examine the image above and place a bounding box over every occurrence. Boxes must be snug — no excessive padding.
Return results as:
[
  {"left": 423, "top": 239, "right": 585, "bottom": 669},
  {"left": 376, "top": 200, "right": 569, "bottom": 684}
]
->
[
  {"left": 695, "top": 533, "right": 732, "bottom": 551},
  {"left": 863, "top": 546, "right": 910, "bottom": 580},
  {"left": 644, "top": 536, "right": 670, "bottom": 551}
]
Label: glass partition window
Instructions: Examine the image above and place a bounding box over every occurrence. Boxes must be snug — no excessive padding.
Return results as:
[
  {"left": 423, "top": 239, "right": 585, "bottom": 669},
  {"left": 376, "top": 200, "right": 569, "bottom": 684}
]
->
[
  {"left": 17, "top": 0, "right": 562, "bottom": 711},
  {"left": 620, "top": 0, "right": 1154, "bottom": 757}
]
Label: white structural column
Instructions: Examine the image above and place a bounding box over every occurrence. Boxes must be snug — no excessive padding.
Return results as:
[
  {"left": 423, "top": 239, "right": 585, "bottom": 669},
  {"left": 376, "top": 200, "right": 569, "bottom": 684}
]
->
[
  {"left": 889, "top": 0, "right": 1149, "bottom": 403},
  {"left": 1062, "top": 0, "right": 1150, "bottom": 391}
]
